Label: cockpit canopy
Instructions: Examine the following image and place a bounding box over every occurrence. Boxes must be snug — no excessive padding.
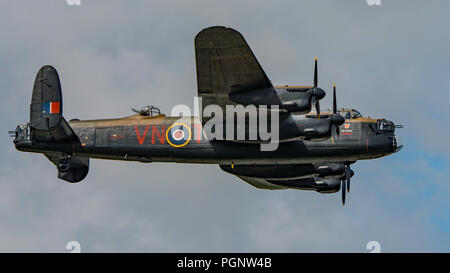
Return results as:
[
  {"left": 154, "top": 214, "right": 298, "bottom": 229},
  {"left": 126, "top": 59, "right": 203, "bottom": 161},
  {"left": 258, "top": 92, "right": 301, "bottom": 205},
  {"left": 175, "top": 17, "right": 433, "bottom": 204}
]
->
[{"left": 338, "top": 108, "right": 363, "bottom": 120}]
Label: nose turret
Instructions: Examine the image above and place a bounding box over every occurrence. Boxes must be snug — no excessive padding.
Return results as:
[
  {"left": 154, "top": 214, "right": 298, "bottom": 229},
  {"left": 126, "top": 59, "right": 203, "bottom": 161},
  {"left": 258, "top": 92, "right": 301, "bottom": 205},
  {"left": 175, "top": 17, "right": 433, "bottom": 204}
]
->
[
  {"left": 361, "top": 119, "right": 403, "bottom": 159},
  {"left": 393, "top": 134, "right": 403, "bottom": 153}
]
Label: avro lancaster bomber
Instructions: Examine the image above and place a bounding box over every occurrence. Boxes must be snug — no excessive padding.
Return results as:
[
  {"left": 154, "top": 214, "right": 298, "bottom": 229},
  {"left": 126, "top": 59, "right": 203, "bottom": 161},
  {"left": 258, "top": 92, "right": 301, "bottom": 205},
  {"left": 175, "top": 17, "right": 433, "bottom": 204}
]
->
[{"left": 12, "top": 26, "right": 403, "bottom": 205}]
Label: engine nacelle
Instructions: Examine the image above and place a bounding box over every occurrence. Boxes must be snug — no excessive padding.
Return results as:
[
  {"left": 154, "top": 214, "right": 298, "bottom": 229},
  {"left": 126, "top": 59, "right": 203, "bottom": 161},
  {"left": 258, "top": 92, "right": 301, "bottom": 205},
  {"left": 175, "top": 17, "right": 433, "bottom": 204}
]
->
[
  {"left": 279, "top": 96, "right": 314, "bottom": 113},
  {"left": 219, "top": 162, "right": 345, "bottom": 180},
  {"left": 316, "top": 162, "right": 345, "bottom": 178},
  {"left": 275, "top": 85, "right": 326, "bottom": 114},
  {"left": 220, "top": 163, "right": 352, "bottom": 193},
  {"left": 267, "top": 177, "right": 341, "bottom": 193}
]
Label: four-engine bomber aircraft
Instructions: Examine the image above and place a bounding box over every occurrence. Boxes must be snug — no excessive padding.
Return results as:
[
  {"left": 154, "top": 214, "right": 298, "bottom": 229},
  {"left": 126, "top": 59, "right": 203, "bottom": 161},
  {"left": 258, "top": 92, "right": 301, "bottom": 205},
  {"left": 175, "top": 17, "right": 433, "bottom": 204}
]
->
[{"left": 12, "top": 26, "right": 402, "bottom": 205}]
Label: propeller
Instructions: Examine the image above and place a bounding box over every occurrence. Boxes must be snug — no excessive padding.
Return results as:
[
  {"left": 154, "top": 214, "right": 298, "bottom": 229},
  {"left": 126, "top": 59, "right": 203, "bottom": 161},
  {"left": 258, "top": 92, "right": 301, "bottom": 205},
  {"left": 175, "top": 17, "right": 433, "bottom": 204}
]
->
[
  {"left": 311, "top": 58, "right": 325, "bottom": 118},
  {"left": 330, "top": 84, "right": 345, "bottom": 144},
  {"left": 340, "top": 163, "right": 354, "bottom": 205}
]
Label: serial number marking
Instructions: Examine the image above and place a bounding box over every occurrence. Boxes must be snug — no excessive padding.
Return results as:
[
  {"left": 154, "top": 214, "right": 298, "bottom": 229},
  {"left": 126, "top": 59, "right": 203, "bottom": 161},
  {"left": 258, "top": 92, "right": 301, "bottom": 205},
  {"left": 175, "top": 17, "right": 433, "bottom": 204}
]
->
[{"left": 177, "top": 257, "right": 272, "bottom": 271}]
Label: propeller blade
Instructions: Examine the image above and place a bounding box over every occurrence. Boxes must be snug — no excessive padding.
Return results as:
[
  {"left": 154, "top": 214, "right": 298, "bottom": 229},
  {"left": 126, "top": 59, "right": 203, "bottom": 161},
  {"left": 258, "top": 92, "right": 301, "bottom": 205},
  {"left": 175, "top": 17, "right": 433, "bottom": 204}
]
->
[
  {"left": 315, "top": 99, "right": 321, "bottom": 119},
  {"left": 314, "top": 57, "right": 318, "bottom": 87},
  {"left": 311, "top": 96, "right": 316, "bottom": 114},
  {"left": 345, "top": 163, "right": 351, "bottom": 193},
  {"left": 331, "top": 124, "right": 337, "bottom": 144},
  {"left": 333, "top": 84, "right": 337, "bottom": 114},
  {"left": 341, "top": 179, "right": 346, "bottom": 206},
  {"left": 329, "top": 84, "right": 343, "bottom": 141}
]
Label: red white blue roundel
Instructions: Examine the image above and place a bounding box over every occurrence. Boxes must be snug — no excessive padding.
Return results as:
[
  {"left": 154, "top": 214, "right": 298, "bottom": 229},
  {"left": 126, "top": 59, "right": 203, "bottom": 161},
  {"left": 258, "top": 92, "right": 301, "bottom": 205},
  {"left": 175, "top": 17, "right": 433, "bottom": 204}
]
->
[{"left": 166, "top": 123, "right": 192, "bottom": 147}]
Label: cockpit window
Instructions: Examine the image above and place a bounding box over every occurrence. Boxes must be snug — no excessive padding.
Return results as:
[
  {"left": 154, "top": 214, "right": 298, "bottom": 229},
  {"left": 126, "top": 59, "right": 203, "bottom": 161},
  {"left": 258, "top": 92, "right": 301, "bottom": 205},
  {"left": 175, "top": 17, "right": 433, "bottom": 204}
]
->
[
  {"left": 340, "top": 109, "right": 362, "bottom": 119},
  {"left": 352, "top": 110, "right": 362, "bottom": 118}
]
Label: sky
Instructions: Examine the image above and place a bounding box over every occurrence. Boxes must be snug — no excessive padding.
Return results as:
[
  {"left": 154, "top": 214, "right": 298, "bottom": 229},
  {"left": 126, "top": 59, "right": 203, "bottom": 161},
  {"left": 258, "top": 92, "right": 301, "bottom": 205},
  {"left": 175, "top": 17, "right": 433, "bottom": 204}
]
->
[{"left": 0, "top": 0, "right": 449, "bottom": 252}]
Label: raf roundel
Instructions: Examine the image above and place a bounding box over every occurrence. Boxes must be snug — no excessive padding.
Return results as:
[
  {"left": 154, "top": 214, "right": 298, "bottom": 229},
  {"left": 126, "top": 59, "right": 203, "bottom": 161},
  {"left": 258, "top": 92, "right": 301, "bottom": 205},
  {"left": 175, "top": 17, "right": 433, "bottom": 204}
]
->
[
  {"left": 166, "top": 123, "right": 192, "bottom": 148},
  {"left": 173, "top": 129, "right": 185, "bottom": 141}
]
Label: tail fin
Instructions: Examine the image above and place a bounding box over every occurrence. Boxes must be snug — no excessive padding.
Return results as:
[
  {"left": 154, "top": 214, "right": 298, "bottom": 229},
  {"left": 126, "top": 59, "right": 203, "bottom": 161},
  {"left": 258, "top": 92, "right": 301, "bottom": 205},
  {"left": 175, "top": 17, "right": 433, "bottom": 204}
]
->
[{"left": 30, "top": 65, "right": 77, "bottom": 142}]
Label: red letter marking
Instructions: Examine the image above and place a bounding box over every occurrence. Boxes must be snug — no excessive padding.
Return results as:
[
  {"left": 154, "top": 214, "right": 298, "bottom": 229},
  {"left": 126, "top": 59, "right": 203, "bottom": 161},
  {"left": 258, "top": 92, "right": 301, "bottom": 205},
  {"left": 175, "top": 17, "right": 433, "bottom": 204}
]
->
[
  {"left": 193, "top": 124, "right": 202, "bottom": 143},
  {"left": 152, "top": 125, "right": 165, "bottom": 144},
  {"left": 134, "top": 125, "right": 150, "bottom": 145}
]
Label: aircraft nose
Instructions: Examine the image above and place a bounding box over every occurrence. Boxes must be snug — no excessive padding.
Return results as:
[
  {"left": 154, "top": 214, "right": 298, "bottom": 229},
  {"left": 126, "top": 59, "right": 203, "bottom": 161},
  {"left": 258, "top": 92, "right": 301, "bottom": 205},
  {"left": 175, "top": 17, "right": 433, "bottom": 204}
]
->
[{"left": 393, "top": 134, "right": 403, "bottom": 153}]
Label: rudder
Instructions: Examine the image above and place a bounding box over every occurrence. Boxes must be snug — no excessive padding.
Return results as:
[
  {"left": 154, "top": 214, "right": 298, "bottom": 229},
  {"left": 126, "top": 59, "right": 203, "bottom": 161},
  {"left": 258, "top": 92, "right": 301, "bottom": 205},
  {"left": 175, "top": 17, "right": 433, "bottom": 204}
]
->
[{"left": 30, "top": 65, "right": 63, "bottom": 131}]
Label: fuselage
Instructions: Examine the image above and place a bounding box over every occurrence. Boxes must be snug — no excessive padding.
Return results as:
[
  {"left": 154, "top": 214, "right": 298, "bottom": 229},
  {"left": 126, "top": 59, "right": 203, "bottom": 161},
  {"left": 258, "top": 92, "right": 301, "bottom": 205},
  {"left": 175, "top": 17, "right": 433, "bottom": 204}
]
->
[{"left": 15, "top": 112, "right": 401, "bottom": 165}]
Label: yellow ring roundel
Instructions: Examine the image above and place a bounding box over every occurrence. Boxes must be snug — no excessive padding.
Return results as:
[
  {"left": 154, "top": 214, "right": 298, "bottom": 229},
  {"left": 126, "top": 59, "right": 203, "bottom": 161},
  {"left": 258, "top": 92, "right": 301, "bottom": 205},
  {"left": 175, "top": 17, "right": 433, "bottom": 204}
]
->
[{"left": 166, "top": 123, "right": 192, "bottom": 148}]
